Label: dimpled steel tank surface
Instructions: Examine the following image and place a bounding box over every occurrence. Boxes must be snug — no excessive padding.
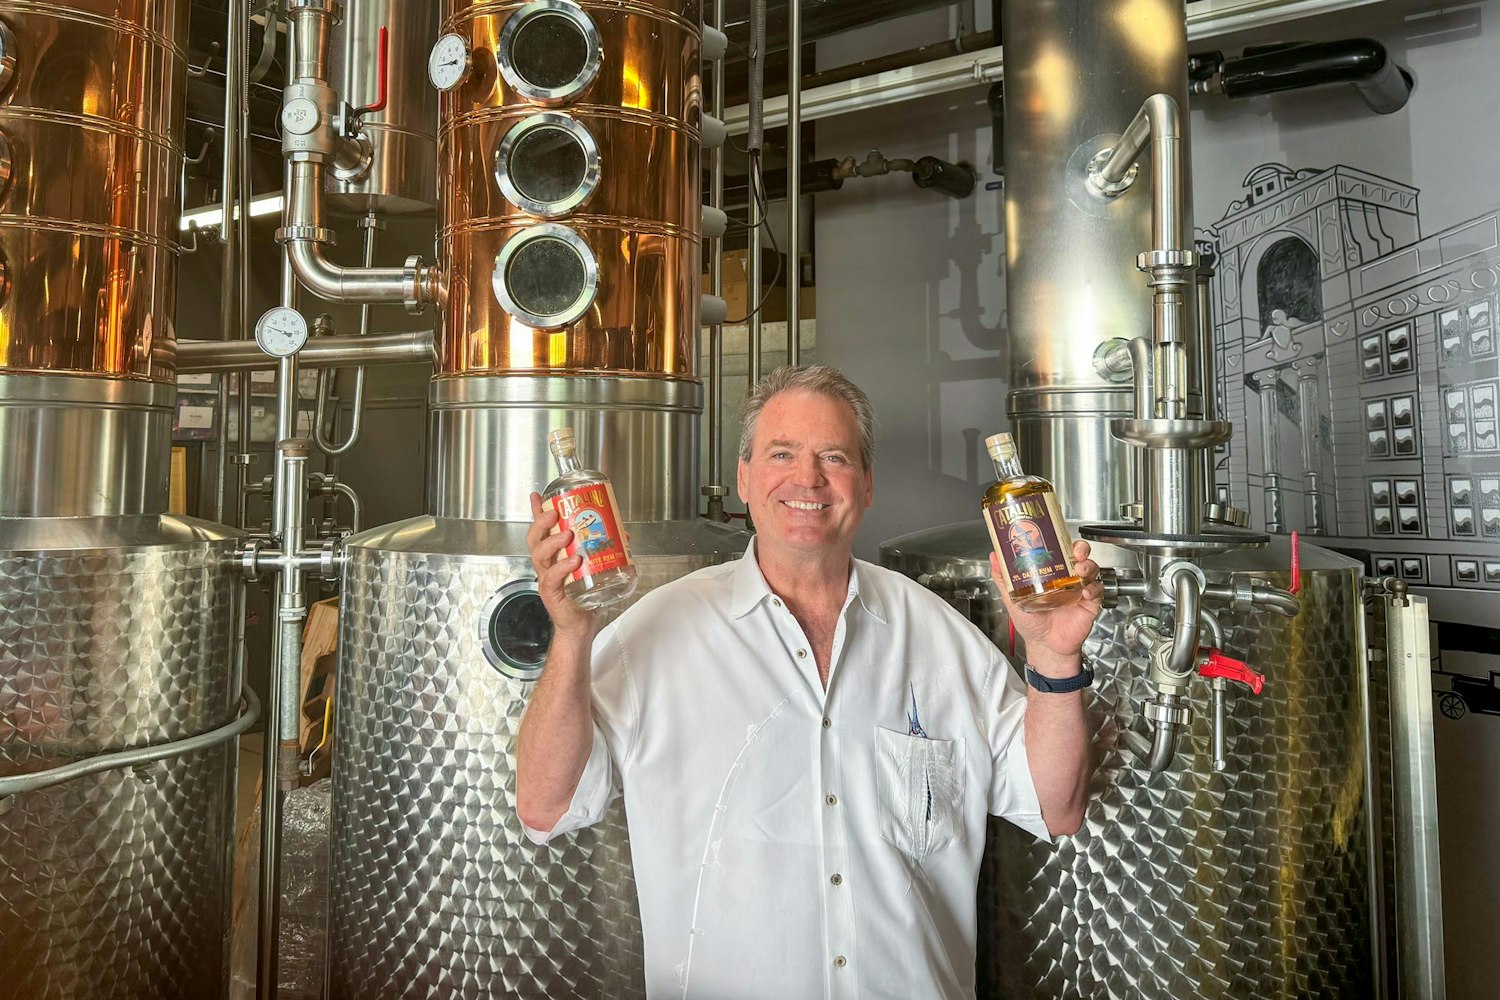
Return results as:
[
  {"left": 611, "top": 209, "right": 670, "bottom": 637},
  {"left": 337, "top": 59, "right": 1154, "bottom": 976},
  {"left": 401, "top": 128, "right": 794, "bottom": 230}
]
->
[
  {"left": 0, "top": 2, "right": 243, "bottom": 996},
  {"left": 882, "top": 533, "right": 1374, "bottom": 999},
  {"left": 323, "top": 2, "right": 737, "bottom": 990},
  {"left": 329, "top": 520, "right": 745, "bottom": 998}
]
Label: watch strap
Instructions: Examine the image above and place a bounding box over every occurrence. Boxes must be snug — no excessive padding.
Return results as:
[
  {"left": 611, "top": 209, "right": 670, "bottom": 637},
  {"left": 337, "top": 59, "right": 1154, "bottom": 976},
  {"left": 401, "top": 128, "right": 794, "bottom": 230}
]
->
[{"left": 1025, "top": 662, "right": 1094, "bottom": 693}]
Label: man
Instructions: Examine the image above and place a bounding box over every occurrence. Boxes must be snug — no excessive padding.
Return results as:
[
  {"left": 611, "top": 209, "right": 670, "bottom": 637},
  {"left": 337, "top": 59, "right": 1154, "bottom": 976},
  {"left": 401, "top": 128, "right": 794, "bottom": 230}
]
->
[{"left": 518, "top": 365, "right": 1098, "bottom": 999}]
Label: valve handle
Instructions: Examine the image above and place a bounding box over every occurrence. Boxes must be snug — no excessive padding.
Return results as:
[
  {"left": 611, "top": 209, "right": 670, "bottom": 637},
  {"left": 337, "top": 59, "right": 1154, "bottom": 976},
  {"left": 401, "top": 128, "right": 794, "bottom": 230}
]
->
[
  {"left": 1289, "top": 530, "right": 1301, "bottom": 595},
  {"left": 1199, "top": 648, "right": 1264, "bottom": 694}
]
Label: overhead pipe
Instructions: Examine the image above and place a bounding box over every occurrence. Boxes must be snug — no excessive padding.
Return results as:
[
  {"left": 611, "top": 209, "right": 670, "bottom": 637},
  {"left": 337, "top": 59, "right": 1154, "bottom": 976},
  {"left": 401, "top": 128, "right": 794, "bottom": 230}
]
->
[{"left": 1195, "top": 38, "right": 1414, "bottom": 115}]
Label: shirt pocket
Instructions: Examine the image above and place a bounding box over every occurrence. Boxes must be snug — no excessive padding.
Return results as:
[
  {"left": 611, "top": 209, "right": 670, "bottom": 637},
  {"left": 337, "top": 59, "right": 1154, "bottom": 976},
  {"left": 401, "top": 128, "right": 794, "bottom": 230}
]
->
[{"left": 873, "top": 727, "right": 966, "bottom": 864}]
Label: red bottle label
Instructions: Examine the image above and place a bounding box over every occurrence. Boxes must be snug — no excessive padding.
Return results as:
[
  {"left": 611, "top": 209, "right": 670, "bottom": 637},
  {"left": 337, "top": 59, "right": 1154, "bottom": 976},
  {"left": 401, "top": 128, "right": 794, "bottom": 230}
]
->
[
  {"left": 983, "top": 493, "right": 1075, "bottom": 595},
  {"left": 549, "top": 483, "right": 631, "bottom": 581}
]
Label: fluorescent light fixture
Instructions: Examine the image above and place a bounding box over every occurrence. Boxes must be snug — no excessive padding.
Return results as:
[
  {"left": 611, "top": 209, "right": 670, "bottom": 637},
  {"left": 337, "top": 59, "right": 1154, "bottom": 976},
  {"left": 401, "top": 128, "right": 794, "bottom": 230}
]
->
[{"left": 179, "top": 193, "right": 285, "bottom": 231}]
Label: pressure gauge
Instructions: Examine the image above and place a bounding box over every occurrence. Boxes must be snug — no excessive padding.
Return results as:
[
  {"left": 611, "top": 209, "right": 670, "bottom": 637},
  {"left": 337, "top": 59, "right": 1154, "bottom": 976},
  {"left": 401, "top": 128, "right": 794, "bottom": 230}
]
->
[
  {"left": 429, "top": 33, "right": 471, "bottom": 92},
  {"left": 254, "top": 307, "right": 309, "bottom": 358}
]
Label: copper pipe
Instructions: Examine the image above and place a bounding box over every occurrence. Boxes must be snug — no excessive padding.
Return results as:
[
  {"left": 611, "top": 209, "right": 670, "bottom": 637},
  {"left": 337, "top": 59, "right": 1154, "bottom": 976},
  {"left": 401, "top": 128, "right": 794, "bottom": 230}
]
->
[{"left": 439, "top": 0, "right": 703, "bottom": 379}]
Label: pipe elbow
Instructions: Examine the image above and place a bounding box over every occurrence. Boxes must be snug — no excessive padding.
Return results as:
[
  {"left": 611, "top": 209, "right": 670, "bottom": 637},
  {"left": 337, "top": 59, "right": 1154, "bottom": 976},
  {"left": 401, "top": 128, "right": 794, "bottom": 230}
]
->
[
  {"left": 1147, "top": 725, "right": 1178, "bottom": 775},
  {"left": 288, "top": 239, "right": 349, "bottom": 301},
  {"left": 1140, "top": 92, "right": 1182, "bottom": 141},
  {"left": 1165, "top": 570, "right": 1203, "bottom": 677}
]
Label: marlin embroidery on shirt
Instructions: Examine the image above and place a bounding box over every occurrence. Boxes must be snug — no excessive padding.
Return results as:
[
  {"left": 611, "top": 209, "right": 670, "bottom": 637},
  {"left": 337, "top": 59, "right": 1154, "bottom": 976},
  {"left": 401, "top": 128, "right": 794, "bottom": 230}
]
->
[{"left": 907, "top": 684, "right": 932, "bottom": 823}]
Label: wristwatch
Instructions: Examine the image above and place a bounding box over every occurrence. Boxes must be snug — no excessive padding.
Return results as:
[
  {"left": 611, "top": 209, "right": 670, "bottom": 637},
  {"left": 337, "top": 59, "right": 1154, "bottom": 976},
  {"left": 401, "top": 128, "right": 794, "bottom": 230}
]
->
[{"left": 1025, "top": 661, "right": 1094, "bottom": 693}]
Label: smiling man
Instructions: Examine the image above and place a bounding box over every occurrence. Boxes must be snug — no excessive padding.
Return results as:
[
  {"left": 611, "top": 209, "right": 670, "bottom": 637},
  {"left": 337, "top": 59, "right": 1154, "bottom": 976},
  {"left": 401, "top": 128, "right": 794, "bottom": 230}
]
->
[{"left": 517, "top": 365, "right": 1097, "bottom": 999}]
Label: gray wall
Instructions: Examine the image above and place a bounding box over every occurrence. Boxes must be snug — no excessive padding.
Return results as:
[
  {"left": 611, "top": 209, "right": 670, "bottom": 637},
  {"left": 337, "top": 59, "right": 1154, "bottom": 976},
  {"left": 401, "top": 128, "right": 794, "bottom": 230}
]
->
[{"left": 812, "top": 5, "right": 1499, "bottom": 997}]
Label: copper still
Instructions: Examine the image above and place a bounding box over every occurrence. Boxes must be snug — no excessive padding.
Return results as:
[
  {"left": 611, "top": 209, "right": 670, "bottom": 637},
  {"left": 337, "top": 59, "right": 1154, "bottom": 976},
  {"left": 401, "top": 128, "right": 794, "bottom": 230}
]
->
[{"left": 436, "top": 0, "right": 704, "bottom": 378}]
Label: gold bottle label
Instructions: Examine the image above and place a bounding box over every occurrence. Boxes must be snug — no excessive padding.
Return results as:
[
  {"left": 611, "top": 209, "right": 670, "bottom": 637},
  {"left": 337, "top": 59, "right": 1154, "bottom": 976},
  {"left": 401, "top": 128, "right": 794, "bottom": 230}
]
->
[{"left": 983, "top": 491, "right": 1076, "bottom": 595}]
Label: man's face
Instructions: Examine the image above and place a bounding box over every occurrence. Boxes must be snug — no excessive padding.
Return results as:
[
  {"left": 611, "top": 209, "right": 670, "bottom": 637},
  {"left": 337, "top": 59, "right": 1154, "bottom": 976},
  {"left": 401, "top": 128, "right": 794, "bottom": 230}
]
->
[{"left": 737, "top": 390, "right": 873, "bottom": 560}]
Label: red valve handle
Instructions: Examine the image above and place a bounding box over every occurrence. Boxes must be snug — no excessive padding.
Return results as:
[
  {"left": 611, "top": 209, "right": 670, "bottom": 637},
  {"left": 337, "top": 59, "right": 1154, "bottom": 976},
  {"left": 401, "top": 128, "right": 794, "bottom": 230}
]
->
[
  {"left": 1199, "top": 648, "right": 1265, "bottom": 694},
  {"left": 1289, "top": 530, "right": 1301, "bottom": 595},
  {"left": 357, "top": 26, "right": 389, "bottom": 116}
]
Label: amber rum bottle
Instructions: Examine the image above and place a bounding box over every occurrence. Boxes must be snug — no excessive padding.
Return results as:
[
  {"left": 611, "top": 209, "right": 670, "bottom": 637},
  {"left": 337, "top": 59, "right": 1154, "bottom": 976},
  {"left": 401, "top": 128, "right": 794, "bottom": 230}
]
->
[
  {"left": 544, "top": 427, "right": 638, "bottom": 609},
  {"left": 982, "top": 432, "right": 1083, "bottom": 611}
]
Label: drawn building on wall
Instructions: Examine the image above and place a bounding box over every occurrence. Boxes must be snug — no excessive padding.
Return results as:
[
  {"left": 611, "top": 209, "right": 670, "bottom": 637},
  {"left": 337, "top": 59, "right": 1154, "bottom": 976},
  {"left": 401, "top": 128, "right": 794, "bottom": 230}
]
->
[{"left": 1209, "top": 163, "right": 1500, "bottom": 601}]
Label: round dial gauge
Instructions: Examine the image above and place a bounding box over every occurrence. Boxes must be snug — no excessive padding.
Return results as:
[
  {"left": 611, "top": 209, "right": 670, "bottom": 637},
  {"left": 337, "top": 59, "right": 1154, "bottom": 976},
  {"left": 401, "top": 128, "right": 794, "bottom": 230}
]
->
[
  {"left": 254, "top": 307, "right": 309, "bottom": 358},
  {"left": 428, "top": 33, "right": 471, "bottom": 92}
]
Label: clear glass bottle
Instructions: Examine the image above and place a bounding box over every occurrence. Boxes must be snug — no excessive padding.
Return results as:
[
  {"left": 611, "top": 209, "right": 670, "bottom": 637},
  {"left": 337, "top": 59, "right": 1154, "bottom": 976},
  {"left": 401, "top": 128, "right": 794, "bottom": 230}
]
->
[
  {"left": 982, "top": 432, "right": 1083, "bottom": 611},
  {"left": 543, "top": 427, "right": 638, "bottom": 609}
]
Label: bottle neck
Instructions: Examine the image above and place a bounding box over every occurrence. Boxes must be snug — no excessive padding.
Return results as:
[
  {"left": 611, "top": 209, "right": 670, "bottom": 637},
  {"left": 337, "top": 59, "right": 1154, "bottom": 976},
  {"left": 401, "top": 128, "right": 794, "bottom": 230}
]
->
[
  {"left": 553, "top": 450, "right": 582, "bottom": 475},
  {"left": 991, "top": 451, "right": 1024, "bottom": 481}
]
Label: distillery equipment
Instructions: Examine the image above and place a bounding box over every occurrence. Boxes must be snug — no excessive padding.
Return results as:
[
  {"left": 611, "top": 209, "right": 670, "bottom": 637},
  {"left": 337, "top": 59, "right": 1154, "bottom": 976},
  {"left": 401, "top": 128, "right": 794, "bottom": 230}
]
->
[
  {"left": 0, "top": 2, "right": 255, "bottom": 997},
  {"left": 0, "top": 0, "right": 1451, "bottom": 997},
  {"left": 881, "top": 1, "right": 1444, "bottom": 998}
]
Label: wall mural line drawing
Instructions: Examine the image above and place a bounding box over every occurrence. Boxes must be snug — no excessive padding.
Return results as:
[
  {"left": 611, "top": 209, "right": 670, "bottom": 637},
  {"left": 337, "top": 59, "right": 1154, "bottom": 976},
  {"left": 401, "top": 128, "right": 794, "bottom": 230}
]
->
[{"left": 1207, "top": 162, "right": 1500, "bottom": 602}]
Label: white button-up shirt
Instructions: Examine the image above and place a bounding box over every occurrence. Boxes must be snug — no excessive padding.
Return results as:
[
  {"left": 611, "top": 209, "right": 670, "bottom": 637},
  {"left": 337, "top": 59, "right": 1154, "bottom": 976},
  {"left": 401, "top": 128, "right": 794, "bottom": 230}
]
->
[{"left": 524, "top": 540, "right": 1049, "bottom": 999}]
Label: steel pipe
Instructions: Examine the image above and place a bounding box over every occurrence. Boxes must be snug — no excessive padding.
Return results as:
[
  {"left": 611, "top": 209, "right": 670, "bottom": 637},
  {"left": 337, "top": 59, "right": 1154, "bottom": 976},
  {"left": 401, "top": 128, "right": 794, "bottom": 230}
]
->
[
  {"left": 176, "top": 329, "right": 435, "bottom": 373},
  {"left": 786, "top": 0, "right": 802, "bottom": 360},
  {"left": 280, "top": 3, "right": 437, "bottom": 311},
  {"left": 0, "top": 686, "right": 261, "bottom": 800},
  {"left": 706, "top": 0, "right": 728, "bottom": 499},
  {"left": 315, "top": 217, "right": 381, "bottom": 455}
]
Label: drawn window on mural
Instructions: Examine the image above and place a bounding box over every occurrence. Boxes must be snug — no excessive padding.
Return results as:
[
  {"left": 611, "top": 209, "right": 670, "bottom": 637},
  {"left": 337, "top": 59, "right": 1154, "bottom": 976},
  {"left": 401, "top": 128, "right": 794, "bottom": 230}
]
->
[
  {"left": 1256, "top": 237, "right": 1322, "bottom": 331},
  {"left": 1440, "top": 308, "right": 1463, "bottom": 359},
  {"left": 1395, "top": 479, "right": 1422, "bottom": 534},
  {"left": 1391, "top": 395, "right": 1418, "bottom": 456},
  {"left": 1370, "top": 479, "right": 1394, "bottom": 534},
  {"left": 1481, "top": 477, "right": 1500, "bottom": 507},
  {"left": 1386, "top": 324, "right": 1414, "bottom": 374},
  {"left": 1485, "top": 508, "right": 1500, "bottom": 538},
  {"left": 1360, "top": 335, "right": 1385, "bottom": 379},
  {"left": 1469, "top": 300, "right": 1494, "bottom": 358},
  {"left": 1454, "top": 559, "right": 1480, "bottom": 584},
  {"left": 1471, "top": 384, "right": 1498, "bottom": 452},
  {"left": 1366, "top": 400, "right": 1390, "bottom": 457},
  {"left": 1450, "top": 477, "right": 1475, "bottom": 536}
]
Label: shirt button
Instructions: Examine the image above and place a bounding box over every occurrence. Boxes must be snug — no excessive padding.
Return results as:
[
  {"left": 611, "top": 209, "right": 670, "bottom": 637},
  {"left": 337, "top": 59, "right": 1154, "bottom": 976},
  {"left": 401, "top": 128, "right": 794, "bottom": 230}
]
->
[
  {"left": 826, "top": 794, "right": 838, "bottom": 806},
  {"left": 771, "top": 598, "right": 782, "bottom": 607},
  {"left": 822, "top": 717, "right": 832, "bottom": 729},
  {"left": 796, "top": 648, "right": 807, "bottom": 659},
  {"left": 834, "top": 956, "right": 847, "bottom": 969},
  {"left": 830, "top": 873, "right": 843, "bottom": 886}
]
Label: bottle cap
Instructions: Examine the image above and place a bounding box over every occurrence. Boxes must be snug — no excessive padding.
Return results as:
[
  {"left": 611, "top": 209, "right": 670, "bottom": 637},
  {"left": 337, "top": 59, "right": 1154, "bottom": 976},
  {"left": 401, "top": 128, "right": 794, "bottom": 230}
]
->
[
  {"left": 985, "top": 432, "right": 1016, "bottom": 460},
  {"left": 547, "top": 427, "right": 576, "bottom": 457}
]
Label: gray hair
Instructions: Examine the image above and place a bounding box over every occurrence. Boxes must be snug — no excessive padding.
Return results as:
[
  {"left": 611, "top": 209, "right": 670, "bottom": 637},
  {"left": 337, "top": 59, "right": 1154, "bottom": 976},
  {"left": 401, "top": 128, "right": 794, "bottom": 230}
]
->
[{"left": 737, "top": 365, "right": 875, "bottom": 470}]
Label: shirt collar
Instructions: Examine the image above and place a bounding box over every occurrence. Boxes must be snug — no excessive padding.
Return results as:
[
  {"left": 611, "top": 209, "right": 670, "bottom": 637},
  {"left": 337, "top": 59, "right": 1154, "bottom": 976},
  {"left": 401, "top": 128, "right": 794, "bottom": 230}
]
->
[{"left": 730, "top": 537, "right": 888, "bottom": 625}]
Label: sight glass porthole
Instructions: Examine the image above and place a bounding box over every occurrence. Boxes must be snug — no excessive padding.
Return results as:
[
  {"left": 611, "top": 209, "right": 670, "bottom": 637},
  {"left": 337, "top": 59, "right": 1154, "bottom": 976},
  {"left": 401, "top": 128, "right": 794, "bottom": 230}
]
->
[
  {"left": 498, "top": 0, "right": 602, "bottom": 104},
  {"left": 479, "top": 580, "right": 554, "bottom": 682},
  {"left": 492, "top": 223, "right": 599, "bottom": 330},
  {"left": 494, "top": 112, "right": 601, "bottom": 218}
]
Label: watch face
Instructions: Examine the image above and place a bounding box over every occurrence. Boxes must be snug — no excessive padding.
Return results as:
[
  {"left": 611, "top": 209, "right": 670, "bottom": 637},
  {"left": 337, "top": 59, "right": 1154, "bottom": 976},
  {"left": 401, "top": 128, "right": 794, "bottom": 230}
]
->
[
  {"left": 255, "top": 308, "right": 308, "bottom": 358},
  {"left": 429, "top": 33, "right": 470, "bottom": 91}
]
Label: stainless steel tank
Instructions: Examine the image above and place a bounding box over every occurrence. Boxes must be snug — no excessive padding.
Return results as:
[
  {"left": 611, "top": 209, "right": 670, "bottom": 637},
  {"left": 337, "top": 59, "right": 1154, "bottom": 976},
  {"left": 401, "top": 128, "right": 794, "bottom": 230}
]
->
[
  {"left": 331, "top": 517, "right": 745, "bottom": 997},
  {"left": 881, "top": 529, "right": 1376, "bottom": 998},
  {"left": 328, "top": 0, "right": 440, "bottom": 214},
  {"left": 0, "top": 4, "right": 244, "bottom": 996},
  {"left": 326, "top": 0, "right": 736, "bottom": 994}
]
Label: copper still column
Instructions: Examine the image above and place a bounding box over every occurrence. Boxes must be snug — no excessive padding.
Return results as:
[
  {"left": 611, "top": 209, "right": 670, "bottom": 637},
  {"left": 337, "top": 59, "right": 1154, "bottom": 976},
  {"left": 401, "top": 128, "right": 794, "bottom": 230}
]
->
[
  {"left": 326, "top": 2, "right": 746, "bottom": 996},
  {"left": 0, "top": 2, "right": 244, "bottom": 997}
]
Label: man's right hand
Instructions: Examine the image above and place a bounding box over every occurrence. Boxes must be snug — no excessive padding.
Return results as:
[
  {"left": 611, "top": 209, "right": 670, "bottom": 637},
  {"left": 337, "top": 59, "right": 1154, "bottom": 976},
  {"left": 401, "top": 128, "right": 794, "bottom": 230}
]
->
[{"left": 527, "top": 491, "right": 598, "bottom": 640}]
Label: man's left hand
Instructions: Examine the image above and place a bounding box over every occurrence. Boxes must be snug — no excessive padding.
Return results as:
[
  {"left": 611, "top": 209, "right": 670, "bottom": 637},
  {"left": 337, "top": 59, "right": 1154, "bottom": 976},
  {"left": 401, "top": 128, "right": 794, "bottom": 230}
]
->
[{"left": 991, "top": 540, "right": 1104, "bottom": 671}]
